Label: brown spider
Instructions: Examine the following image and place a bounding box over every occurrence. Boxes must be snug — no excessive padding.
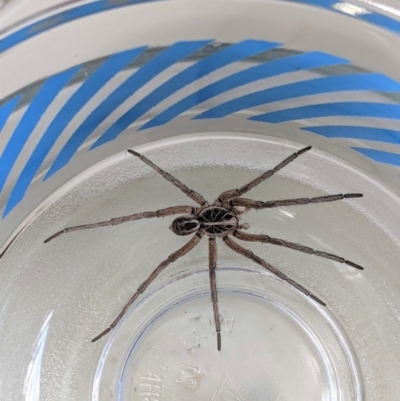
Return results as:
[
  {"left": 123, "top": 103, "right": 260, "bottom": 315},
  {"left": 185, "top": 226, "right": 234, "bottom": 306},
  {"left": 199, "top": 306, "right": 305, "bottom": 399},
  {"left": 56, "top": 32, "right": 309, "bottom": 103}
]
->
[{"left": 44, "top": 146, "right": 364, "bottom": 350}]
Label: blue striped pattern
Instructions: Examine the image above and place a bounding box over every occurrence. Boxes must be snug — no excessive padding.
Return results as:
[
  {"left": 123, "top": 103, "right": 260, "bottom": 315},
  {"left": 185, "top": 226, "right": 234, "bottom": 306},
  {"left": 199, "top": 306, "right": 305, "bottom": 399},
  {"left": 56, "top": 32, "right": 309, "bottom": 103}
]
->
[
  {"left": 93, "top": 39, "right": 280, "bottom": 146},
  {"left": 142, "top": 52, "right": 348, "bottom": 129},
  {"left": 292, "top": 0, "right": 400, "bottom": 35},
  {"left": 352, "top": 147, "right": 400, "bottom": 166},
  {"left": 1, "top": 0, "right": 400, "bottom": 53},
  {"left": 44, "top": 47, "right": 145, "bottom": 180},
  {"left": 303, "top": 126, "right": 400, "bottom": 166},
  {"left": 3, "top": 48, "right": 145, "bottom": 217},
  {"left": 0, "top": 0, "right": 158, "bottom": 53},
  {"left": 195, "top": 74, "right": 400, "bottom": 119},
  {"left": 0, "top": 67, "right": 80, "bottom": 193},
  {"left": 249, "top": 102, "right": 400, "bottom": 123},
  {"left": 2, "top": 39, "right": 400, "bottom": 218},
  {"left": 303, "top": 126, "right": 400, "bottom": 144},
  {"left": 45, "top": 41, "right": 210, "bottom": 179},
  {"left": 0, "top": 96, "right": 20, "bottom": 132}
]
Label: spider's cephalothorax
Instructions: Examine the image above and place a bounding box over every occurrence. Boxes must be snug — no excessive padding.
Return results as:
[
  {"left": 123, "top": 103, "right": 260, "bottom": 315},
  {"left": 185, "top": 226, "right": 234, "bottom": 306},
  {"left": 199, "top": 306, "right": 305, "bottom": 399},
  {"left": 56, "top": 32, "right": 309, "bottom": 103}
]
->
[
  {"left": 41, "top": 146, "right": 365, "bottom": 351},
  {"left": 200, "top": 206, "right": 239, "bottom": 236},
  {"left": 170, "top": 206, "right": 240, "bottom": 237}
]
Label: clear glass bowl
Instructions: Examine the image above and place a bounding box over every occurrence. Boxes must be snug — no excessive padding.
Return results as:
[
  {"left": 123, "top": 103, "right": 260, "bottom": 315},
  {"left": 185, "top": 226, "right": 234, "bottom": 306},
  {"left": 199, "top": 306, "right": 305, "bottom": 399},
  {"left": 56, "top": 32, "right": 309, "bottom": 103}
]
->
[
  {"left": 2, "top": 137, "right": 400, "bottom": 400},
  {"left": 1, "top": 1, "right": 400, "bottom": 400}
]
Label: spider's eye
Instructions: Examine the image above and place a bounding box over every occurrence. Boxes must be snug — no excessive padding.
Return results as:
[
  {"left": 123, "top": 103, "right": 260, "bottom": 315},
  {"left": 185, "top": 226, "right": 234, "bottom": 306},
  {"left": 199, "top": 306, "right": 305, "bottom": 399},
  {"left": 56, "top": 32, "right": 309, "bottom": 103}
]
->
[{"left": 170, "top": 216, "right": 200, "bottom": 236}]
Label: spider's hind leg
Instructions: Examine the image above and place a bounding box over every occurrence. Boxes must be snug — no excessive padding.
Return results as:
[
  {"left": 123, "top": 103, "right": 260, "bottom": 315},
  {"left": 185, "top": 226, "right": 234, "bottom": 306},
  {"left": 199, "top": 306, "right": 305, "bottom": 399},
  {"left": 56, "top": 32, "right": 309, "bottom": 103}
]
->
[
  {"left": 92, "top": 232, "right": 204, "bottom": 342},
  {"left": 223, "top": 235, "right": 326, "bottom": 306},
  {"left": 233, "top": 230, "right": 364, "bottom": 270}
]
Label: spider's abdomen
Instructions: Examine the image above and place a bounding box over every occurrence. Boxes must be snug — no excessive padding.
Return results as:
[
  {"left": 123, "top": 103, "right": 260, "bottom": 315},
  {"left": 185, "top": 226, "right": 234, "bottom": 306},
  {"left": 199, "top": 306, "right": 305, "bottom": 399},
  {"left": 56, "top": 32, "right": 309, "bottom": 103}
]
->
[{"left": 199, "top": 206, "right": 238, "bottom": 236}]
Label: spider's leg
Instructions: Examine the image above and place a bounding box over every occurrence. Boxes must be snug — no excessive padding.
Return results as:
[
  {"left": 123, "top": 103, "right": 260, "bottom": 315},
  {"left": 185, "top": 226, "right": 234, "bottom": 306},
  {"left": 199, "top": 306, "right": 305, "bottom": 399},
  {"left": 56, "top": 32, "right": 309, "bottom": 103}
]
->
[
  {"left": 44, "top": 205, "right": 194, "bottom": 243},
  {"left": 231, "top": 193, "right": 362, "bottom": 209},
  {"left": 128, "top": 150, "right": 208, "bottom": 206},
  {"left": 222, "top": 235, "right": 326, "bottom": 306},
  {"left": 92, "top": 232, "right": 204, "bottom": 342},
  {"left": 208, "top": 237, "right": 221, "bottom": 351},
  {"left": 218, "top": 146, "right": 311, "bottom": 202},
  {"left": 233, "top": 230, "right": 364, "bottom": 270}
]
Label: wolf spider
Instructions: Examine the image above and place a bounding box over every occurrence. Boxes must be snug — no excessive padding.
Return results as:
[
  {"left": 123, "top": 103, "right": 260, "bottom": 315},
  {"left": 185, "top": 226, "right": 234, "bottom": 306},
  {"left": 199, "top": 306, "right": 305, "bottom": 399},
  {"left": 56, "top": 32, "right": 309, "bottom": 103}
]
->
[{"left": 44, "top": 146, "right": 363, "bottom": 350}]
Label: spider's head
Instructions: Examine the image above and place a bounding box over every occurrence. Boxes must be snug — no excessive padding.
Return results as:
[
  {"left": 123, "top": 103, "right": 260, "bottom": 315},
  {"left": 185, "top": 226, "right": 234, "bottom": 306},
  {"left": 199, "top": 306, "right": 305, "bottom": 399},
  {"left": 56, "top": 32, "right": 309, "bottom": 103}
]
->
[{"left": 170, "top": 215, "right": 200, "bottom": 236}]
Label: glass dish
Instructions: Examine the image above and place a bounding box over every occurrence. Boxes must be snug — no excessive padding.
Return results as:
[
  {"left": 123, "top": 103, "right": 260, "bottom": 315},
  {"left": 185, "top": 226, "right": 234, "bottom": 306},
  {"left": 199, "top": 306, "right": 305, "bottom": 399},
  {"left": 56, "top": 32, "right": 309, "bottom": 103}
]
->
[{"left": 1, "top": 1, "right": 400, "bottom": 400}]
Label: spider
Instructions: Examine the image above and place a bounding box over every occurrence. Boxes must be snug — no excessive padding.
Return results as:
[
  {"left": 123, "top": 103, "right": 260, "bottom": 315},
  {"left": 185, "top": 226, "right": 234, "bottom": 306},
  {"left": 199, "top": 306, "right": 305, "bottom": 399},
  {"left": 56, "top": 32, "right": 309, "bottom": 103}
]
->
[{"left": 44, "top": 146, "right": 364, "bottom": 350}]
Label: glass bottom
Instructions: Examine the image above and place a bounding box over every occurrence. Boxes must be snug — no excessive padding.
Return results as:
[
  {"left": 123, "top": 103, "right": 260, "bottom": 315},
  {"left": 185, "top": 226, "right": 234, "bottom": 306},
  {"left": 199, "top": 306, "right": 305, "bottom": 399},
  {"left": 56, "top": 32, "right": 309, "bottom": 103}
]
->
[
  {"left": 1, "top": 134, "right": 400, "bottom": 400},
  {"left": 97, "top": 267, "right": 361, "bottom": 401}
]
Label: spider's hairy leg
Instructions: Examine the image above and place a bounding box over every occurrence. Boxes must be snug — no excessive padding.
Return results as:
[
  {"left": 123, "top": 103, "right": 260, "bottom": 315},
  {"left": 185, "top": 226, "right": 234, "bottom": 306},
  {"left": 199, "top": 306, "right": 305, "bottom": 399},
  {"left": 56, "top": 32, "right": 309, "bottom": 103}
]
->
[
  {"left": 92, "top": 232, "right": 204, "bottom": 343},
  {"left": 222, "top": 235, "right": 326, "bottom": 306},
  {"left": 231, "top": 193, "right": 363, "bottom": 209},
  {"left": 218, "top": 146, "right": 311, "bottom": 202},
  {"left": 233, "top": 230, "right": 364, "bottom": 270},
  {"left": 44, "top": 205, "right": 194, "bottom": 243},
  {"left": 208, "top": 237, "right": 221, "bottom": 351},
  {"left": 128, "top": 149, "right": 208, "bottom": 206}
]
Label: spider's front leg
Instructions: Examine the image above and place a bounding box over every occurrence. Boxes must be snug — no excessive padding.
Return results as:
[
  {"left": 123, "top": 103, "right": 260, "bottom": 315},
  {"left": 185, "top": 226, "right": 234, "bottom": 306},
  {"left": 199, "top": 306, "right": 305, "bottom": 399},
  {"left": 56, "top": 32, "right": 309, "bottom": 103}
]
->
[
  {"left": 208, "top": 237, "right": 221, "bottom": 351},
  {"left": 44, "top": 205, "right": 194, "bottom": 243},
  {"left": 218, "top": 146, "right": 311, "bottom": 203},
  {"left": 128, "top": 150, "right": 208, "bottom": 206}
]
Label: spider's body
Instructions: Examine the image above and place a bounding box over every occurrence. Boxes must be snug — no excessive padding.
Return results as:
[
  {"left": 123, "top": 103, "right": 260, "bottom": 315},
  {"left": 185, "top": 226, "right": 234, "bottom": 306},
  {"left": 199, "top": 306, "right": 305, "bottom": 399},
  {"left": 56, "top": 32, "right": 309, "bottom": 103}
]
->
[
  {"left": 42, "top": 146, "right": 364, "bottom": 351},
  {"left": 171, "top": 205, "right": 241, "bottom": 236}
]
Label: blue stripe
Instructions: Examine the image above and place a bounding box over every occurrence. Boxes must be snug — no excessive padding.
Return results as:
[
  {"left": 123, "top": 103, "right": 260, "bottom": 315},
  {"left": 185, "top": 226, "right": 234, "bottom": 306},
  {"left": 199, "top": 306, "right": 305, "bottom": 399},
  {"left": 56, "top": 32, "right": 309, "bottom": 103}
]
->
[
  {"left": 0, "top": 67, "right": 79, "bottom": 193},
  {"left": 93, "top": 39, "right": 279, "bottom": 146},
  {"left": 0, "top": 0, "right": 159, "bottom": 53},
  {"left": 142, "top": 51, "right": 348, "bottom": 129},
  {"left": 362, "top": 12, "right": 400, "bottom": 35},
  {"left": 195, "top": 73, "right": 400, "bottom": 120},
  {"left": 352, "top": 147, "right": 400, "bottom": 166},
  {"left": 46, "top": 41, "right": 210, "bottom": 178},
  {"left": 1, "top": 0, "right": 400, "bottom": 54},
  {"left": 1, "top": 2, "right": 102, "bottom": 52},
  {"left": 249, "top": 102, "right": 400, "bottom": 123},
  {"left": 291, "top": 0, "right": 400, "bottom": 35},
  {"left": 303, "top": 126, "right": 400, "bottom": 144},
  {"left": 43, "top": 46, "right": 145, "bottom": 180},
  {"left": 0, "top": 96, "right": 21, "bottom": 132}
]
